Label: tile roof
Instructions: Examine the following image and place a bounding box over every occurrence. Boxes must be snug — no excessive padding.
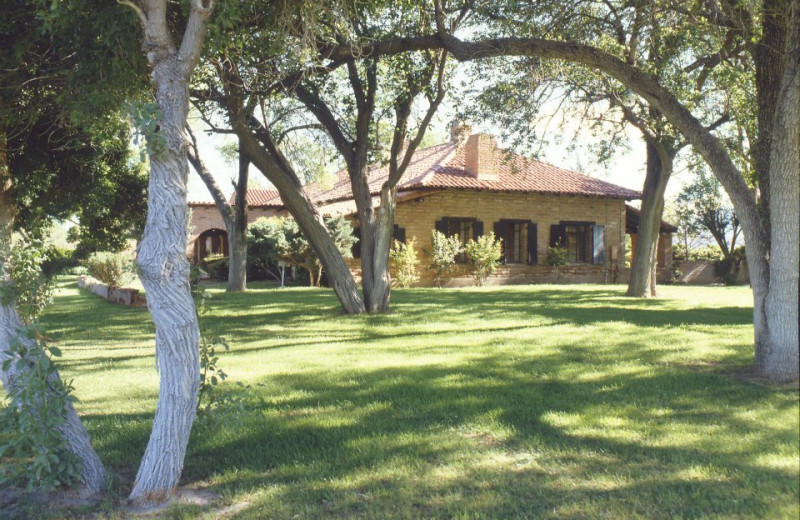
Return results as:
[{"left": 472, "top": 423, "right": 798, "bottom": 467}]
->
[
  {"left": 196, "top": 137, "right": 641, "bottom": 208},
  {"left": 313, "top": 140, "right": 641, "bottom": 203},
  {"left": 228, "top": 188, "right": 282, "bottom": 207}
]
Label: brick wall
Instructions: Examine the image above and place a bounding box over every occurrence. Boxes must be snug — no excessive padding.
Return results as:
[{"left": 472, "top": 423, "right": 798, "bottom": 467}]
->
[
  {"left": 349, "top": 190, "right": 628, "bottom": 286},
  {"left": 188, "top": 204, "right": 286, "bottom": 260}
]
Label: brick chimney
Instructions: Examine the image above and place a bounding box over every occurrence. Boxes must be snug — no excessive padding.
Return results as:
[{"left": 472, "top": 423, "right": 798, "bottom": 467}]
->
[
  {"left": 450, "top": 121, "right": 471, "bottom": 148},
  {"left": 464, "top": 133, "right": 499, "bottom": 181}
]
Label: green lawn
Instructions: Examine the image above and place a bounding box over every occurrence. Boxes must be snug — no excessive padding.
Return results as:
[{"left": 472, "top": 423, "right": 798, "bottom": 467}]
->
[{"left": 12, "top": 280, "right": 800, "bottom": 518}]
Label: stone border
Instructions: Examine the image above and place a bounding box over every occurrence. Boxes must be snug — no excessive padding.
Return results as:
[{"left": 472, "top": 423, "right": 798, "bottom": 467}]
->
[{"left": 76, "top": 276, "right": 147, "bottom": 307}]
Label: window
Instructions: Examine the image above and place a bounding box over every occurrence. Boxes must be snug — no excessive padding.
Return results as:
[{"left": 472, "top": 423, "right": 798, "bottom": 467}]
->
[
  {"left": 435, "top": 217, "right": 483, "bottom": 263},
  {"left": 351, "top": 225, "right": 405, "bottom": 259},
  {"left": 494, "top": 221, "right": 525, "bottom": 264},
  {"left": 566, "top": 223, "right": 593, "bottom": 263},
  {"left": 550, "top": 222, "right": 604, "bottom": 265},
  {"left": 504, "top": 222, "right": 524, "bottom": 263},
  {"left": 449, "top": 219, "right": 474, "bottom": 263}
]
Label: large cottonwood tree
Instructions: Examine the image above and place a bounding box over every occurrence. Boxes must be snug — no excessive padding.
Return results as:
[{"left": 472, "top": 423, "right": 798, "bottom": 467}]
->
[
  {"left": 193, "top": 0, "right": 453, "bottom": 313},
  {"left": 119, "top": 0, "right": 213, "bottom": 505},
  {"left": 314, "top": 0, "right": 797, "bottom": 380},
  {"left": 0, "top": 0, "right": 147, "bottom": 496}
]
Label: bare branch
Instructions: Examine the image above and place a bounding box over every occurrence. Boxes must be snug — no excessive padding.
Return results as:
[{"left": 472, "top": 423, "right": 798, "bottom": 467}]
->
[
  {"left": 178, "top": 0, "right": 214, "bottom": 76},
  {"left": 117, "top": 0, "right": 147, "bottom": 25}
]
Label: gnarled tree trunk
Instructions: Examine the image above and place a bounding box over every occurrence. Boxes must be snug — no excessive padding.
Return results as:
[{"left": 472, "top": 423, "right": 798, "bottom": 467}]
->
[
  {"left": 216, "top": 62, "right": 365, "bottom": 313},
  {"left": 627, "top": 140, "right": 673, "bottom": 298},
  {"left": 226, "top": 154, "right": 249, "bottom": 292},
  {"left": 125, "top": 0, "right": 212, "bottom": 506},
  {"left": 760, "top": 4, "right": 799, "bottom": 381},
  {"left": 0, "top": 157, "right": 106, "bottom": 497}
]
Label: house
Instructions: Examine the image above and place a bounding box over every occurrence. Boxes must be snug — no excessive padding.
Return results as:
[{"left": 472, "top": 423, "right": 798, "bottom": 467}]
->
[{"left": 188, "top": 132, "right": 675, "bottom": 285}]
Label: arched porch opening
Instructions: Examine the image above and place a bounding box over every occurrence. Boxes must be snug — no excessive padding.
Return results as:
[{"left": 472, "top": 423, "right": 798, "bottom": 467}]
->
[{"left": 195, "top": 228, "right": 229, "bottom": 264}]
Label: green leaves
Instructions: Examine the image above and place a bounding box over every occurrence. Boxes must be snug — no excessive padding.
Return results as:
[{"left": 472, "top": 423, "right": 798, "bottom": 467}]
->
[
  {"left": 390, "top": 238, "right": 421, "bottom": 287},
  {"left": 0, "top": 236, "right": 55, "bottom": 324},
  {"left": 0, "top": 324, "right": 83, "bottom": 493},
  {"left": 464, "top": 233, "right": 503, "bottom": 286},
  {"left": 127, "top": 99, "right": 168, "bottom": 161}
]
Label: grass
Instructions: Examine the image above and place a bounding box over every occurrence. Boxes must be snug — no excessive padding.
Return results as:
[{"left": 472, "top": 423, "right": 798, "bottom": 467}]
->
[{"left": 6, "top": 279, "right": 800, "bottom": 519}]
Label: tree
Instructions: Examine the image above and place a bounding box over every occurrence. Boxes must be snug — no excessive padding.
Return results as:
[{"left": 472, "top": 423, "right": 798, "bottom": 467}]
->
[
  {"left": 186, "top": 127, "right": 249, "bottom": 292},
  {"left": 453, "top": 0, "right": 736, "bottom": 298},
  {"left": 192, "top": 0, "right": 452, "bottom": 313},
  {"left": 248, "top": 216, "right": 357, "bottom": 287},
  {"left": 119, "top": 0, "right": 213, "bottom": 506},
  {"left": 0, "top": 0, "right": 149, "bottom": 496},
  {"left": 311, "top": 0, "right": 797, "bottom": 380},
  {"left": 675, "top": 168, "right": 740, "bottom": 260}
]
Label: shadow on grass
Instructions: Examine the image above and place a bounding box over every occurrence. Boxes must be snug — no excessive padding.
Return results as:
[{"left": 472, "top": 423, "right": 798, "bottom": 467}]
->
[
  {"left": 39, "top": 279, "right": 794, "bottom": 519},
  {"left": 85, "top": 358, "right": 795, "bottom": 519}
]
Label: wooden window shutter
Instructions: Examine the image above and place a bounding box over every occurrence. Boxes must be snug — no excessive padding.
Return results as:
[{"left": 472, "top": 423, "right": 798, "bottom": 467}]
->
[
  {"left": 474, "top": 220, "right": 484, "bottom": 239},
  {"left": 352, "top": 227, "right": 362, "bottom": 258},
  {"left": 434, "top": 218, "right": 448, "bottom": 235},
  {"left": 527, "top": 222, "right": 538, "bottom": 264},
  {"left": 393, "top": 225, "right": 406, "bottom": 244},
  {"left": 494, "top": 221, "right": 506, "bottom": 263},
  {"left": 550, "top": 224, "right": 566, "bottom": 248},
  {"left": 592, "top": 225, "right": 606, "bottom": 265}
]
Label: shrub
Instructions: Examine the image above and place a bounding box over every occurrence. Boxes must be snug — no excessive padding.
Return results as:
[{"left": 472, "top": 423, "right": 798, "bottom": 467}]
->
[
  {"left": 247, "top": 216, "right": 357, "bottom": 287},
  {"left": 85, "top": 251, "right": 134, "bottom": 286},
  {"left": 546, "top": 245, "right": 569, "bottom": 267},
  {"left": 41, "top": 247, "right": 79, "bottom": 277},
  {"left": 0, "top": 324, "right": 83, "bottom": 492},
  {"left": 1, "top": 237, "right": 54, "bottom": 324},
  {"left": 201, "top": 254, "right": 229, "bottom": 281},
  {"left": 390, "top": 238, "right": 420, "bottom": 288},
  {"left": 465, "top": 233, "right": 503, "bottom": 286},
  {"left": 429, "top": 230, "right": 462, "bottom": 287}
]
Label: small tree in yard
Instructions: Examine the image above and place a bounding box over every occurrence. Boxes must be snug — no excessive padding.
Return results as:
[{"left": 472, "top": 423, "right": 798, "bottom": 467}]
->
[
  {"left": 249, "top": 216, "right": 357, "bottom": 287},
  {"left": 546, "top": 244, "right": 569, "bottom": 268},
  {"left": 465, "top": 233, "right": 503, "bottom": 286},
  {"left": 390, "top": 239, "right": 420, "bottom": 288},
  {"left": 85, "top": 252, "right": 135, "bottom": 287},
  {"left": 430, "top": 230, "right": 462, "bottom": 287}
]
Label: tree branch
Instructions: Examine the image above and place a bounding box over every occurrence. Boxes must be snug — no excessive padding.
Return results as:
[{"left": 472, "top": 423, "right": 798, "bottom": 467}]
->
[
  {"left": 294, "top": 83, "right": 354, "bottom": 167},
  {"left": 178, "top": 0, "right": 214, "bottom": 76},
  {"left": 186, "top": 124, "right": 232, "bottom": 230},
  {"left": 117, "top": 0, "right": 147, "bottom": 25}
]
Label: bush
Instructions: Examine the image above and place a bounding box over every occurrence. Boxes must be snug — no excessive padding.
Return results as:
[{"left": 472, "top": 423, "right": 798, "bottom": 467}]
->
[
  {"left": 546, "top": 245, "right": 569, "bottom": 267},
  {"left": 464, "top": 233, "right": 503, "bottom": 286},
  {"left": 41, "top": 247, "right": 79, "bottom": 277},
  {"left": 202, "top": 254, "right": 229, "bottom": 281},
  {"left": 1, "top": 237, "right": 54, "bottom": 324},
  {"left": 0, "top": 324, "right": 83, "bottom": 492},
  {"left": 429, "top": 230, "right": 462, "bottom": 287},
  {"left": 85, "top": 251, "right": 134, "bottom": 286},
  {"left": 390, "top": 238, "right": 420, "bottom": 288}
]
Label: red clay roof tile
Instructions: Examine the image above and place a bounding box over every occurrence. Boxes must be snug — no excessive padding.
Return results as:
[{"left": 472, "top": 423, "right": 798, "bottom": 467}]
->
[{"left": 198, "top": 139, "right": 641, "bottom": 208}]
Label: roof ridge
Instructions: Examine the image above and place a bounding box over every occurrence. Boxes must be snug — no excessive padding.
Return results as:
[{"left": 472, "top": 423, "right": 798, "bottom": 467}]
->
[{"left": 415, "top": 142, "right": 458, "bottom": 187}]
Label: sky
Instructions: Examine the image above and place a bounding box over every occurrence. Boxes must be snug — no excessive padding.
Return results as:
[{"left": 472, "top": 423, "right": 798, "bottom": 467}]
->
[{"left": 185, "top": 76, "right": 698, "bottom": 206}]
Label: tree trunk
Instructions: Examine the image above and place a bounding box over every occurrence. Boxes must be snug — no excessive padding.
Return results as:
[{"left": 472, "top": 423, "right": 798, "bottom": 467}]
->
[
  {"left": 227, "top": 154, "right": 249, "bottom": 292},
  {"left": 0, "top": 163, "right": 106, "bottom": 497},
  {"left": 126, "top": 0, "right": 212, "bottom": 506},
  {"left": 350, "top": 161, "right": 392, "bottom": 313},
  {"left": 129, "top": 76, "right": 201, "bottom": 505},
  {"left": 218, "top": 76, "right": 364, "bottom": 312},
  {"left": 759, "top": 4, "right": 799, "bottom": 382},
  {"left": 363, "top": 186, "right": 396, "bottom": 312},
  {"left": 627, "top": 140, "right": 672, "bottom": 298}
]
